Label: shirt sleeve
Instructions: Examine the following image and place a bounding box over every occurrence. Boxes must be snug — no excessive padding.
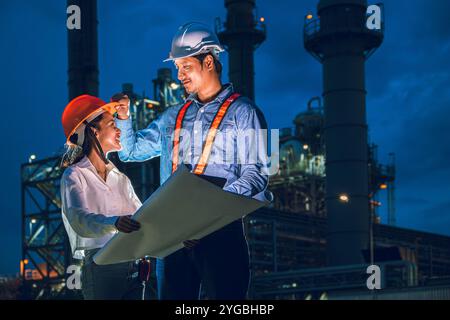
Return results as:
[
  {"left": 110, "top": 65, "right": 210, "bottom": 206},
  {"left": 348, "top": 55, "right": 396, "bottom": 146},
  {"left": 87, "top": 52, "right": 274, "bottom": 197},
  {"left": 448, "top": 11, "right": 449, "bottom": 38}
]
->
[
  {"left": 115, "top": 115, "right": 162, "bottom": 162},
  {"left": 61, "top": 169, "right": 119, "bottom": 238},
  {"left": 223, "top": 104, "right": 273, "bottom": 203}
]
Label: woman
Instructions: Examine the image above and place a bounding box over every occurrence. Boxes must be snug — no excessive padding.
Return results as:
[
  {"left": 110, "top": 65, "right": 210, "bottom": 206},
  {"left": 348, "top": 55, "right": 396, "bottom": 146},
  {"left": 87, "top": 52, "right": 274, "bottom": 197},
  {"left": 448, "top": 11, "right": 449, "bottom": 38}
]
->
[{"left": 60, "top": 94, "right": 142, "bottom": 300}]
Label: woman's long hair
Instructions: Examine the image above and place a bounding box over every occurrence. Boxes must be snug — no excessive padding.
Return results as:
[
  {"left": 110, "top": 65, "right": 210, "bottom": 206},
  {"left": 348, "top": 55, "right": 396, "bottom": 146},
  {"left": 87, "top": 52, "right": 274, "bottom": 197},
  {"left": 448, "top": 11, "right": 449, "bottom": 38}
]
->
[{"left": 60, "top": 114, "right": 104, "bottom": 168}]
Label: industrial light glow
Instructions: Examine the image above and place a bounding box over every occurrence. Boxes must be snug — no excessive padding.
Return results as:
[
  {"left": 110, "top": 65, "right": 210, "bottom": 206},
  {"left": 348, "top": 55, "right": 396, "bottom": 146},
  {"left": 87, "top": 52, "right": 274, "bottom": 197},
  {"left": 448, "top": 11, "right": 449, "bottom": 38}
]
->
[
  {"left": 170, "top": 82, "right": 180, "bottom": 90},
  {"left": 380, "top": 183, "right": 388, "bottom": 189},
  {"left": 303, "top": 144, "right": 309, "bottom": 150},
  {"left": 260, "top": 17, "right": 265, "bottom": 22},
  {"left": 306, "top": 14, "right": 313, "bottom": 20},
  {"left": 338, "top": 193, "right": 350, "bottom": 203}
]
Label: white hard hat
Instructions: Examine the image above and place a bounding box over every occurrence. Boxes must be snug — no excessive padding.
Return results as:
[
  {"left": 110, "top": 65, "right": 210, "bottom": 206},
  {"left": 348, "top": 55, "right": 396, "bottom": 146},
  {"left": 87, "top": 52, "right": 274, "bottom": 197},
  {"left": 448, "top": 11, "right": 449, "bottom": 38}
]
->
[{"left": 164, "top": 22, "right": 224, "bottom": 62}]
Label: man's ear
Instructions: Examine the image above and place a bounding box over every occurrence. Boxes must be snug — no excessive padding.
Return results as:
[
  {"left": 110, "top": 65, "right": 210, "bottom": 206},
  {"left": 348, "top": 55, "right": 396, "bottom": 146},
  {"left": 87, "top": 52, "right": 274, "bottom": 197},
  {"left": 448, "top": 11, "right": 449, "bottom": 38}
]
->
[{"left": 204, "top": 55, "right": 215, "bottom": 72}]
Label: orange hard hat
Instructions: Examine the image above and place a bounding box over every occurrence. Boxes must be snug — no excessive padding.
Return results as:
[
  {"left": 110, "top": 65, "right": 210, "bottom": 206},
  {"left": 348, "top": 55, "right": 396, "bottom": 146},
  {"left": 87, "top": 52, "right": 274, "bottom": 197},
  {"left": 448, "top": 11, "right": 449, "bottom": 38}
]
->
[{"left": 62, "top": 95, "right": 119, "bottom": 145}]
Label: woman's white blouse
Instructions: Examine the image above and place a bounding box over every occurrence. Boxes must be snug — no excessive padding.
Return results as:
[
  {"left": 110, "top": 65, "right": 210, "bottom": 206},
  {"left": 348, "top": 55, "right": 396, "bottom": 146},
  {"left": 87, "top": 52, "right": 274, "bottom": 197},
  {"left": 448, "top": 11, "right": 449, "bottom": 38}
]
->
[{"left": 60, "top": 156, "right": 142, "bottom": 259}]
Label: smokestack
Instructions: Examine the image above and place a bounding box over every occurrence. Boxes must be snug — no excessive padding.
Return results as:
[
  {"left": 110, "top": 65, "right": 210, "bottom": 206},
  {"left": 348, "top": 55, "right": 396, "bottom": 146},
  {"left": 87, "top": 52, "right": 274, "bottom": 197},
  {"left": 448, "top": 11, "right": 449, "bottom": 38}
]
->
[
  {"left": 217, "top": 0, "right": 266, "bottom": 101},
  {"left": 67, "top": 0, "right": 99, "bottom": 100},
  {"left": 304, "top": 0, "right": 384, "bottom": 265}
]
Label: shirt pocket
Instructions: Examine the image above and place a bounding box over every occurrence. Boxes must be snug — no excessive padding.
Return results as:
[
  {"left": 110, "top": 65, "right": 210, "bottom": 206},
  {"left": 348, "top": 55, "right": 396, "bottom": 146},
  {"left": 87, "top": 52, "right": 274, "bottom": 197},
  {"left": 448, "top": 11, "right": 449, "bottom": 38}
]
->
[
  {"left": 219, "top": 119, "right": 236, "bottom": 133},
  {"left": 163, "top": 125, "right": 176, "bottom": 150},
  {"left": 163, "top": 125, "right": 175, "bottom": 139}
]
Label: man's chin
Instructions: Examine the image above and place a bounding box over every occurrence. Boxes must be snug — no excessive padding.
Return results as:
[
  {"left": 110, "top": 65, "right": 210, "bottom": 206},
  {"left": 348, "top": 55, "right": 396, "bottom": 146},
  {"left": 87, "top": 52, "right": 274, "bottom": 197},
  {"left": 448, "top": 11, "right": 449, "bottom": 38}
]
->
[{"left": 184, "top": 86, "right": 196, "bottom": 95}]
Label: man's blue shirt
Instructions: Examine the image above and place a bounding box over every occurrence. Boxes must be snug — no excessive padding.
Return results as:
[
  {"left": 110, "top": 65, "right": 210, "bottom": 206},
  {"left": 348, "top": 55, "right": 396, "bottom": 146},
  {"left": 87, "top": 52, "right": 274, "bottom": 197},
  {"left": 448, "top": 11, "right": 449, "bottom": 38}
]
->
[{"left": 115, "top": 83, "right": 272, "bottom": 202}]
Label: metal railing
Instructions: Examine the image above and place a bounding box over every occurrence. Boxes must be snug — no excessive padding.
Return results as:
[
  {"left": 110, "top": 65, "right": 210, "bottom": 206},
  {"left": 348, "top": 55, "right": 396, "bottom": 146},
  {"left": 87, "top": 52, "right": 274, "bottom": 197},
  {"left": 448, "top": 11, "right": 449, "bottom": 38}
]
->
[
  {"left": 303, "top": 11, "right": 385, "bottom": 42},
  {"left": 251, "top": 260, "right": 418, "bottom": 299},
  {"left": 215, "top": 17, "right": 267, "bottom": 35}
]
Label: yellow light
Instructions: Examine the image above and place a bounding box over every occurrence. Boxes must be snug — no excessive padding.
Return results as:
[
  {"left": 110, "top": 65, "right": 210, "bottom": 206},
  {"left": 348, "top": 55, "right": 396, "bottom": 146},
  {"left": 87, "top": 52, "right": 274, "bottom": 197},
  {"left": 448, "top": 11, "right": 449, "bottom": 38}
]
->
[
  {"left": 380, "top": 183, "right": 388, "bottom": 189},
  {"left": 260, "top": 17, "right": 265, "bottom": 23},
  {"left": 31, "top": 219, "right": 37, "bottom": 224},
  {"left": 338, "top": 193, "right": 350, "bottom": 203},
  {"left": 370, "top": 200, "right": 382, "bottom": 207},
  {"left": 170, "top": 82, "right": 180, "bottom": 90},
  {"left": 303, "top": 144, "right": 309, "bottom": 150},
  {"left": 307, "top": 14, "right": 313, "bottom": 20},
  {"left": 23, "top": 259, "right": 29, "bottom": 265}
]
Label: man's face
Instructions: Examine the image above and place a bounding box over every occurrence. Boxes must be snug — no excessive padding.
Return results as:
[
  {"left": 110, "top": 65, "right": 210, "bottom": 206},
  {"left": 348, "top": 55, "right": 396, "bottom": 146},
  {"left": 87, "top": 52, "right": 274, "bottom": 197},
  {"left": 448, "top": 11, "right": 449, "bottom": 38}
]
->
[{"left": 174, "top": 56, "right": 208, "bottom": 95}]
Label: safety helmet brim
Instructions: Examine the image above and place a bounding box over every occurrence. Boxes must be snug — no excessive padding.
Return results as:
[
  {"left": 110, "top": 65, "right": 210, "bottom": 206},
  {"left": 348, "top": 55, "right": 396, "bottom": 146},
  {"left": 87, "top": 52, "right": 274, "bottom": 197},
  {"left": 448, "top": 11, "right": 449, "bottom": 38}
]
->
[{"left": 163, "top": 45, "right": 224, "bottom": 62}]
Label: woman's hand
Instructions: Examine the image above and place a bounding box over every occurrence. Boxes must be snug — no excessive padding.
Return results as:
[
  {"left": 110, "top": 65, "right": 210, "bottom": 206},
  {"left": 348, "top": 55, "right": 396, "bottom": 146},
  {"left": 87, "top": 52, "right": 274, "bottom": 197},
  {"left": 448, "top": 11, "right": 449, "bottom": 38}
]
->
[{"left": 115, "top": 215, "right": 141, "bottom": 233}]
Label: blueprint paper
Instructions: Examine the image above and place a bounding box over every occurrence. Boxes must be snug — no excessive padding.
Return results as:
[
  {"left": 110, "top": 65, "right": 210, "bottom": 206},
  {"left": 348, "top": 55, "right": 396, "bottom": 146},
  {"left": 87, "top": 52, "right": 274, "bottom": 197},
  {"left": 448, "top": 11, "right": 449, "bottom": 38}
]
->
[{"left": 94, "top": 166, "right": 267, "bottom": 265}]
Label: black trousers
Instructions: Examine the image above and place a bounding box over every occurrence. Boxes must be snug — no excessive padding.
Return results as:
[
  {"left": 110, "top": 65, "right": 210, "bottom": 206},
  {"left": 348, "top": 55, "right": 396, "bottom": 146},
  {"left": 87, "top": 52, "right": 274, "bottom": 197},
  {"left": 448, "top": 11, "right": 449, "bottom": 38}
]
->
[
  {"left": 81, "top": 248, "right": 142, "bottom": 300},
  {"left": 156, "top": 220, "right": 250, "bottom": 300}
]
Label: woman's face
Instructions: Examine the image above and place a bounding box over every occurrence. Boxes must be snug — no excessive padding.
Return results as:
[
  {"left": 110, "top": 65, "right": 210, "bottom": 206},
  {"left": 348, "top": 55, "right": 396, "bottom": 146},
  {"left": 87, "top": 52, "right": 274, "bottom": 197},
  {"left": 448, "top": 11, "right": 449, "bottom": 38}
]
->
[{"left": 94, "top": 112, "right": 121, "bottom": 153}]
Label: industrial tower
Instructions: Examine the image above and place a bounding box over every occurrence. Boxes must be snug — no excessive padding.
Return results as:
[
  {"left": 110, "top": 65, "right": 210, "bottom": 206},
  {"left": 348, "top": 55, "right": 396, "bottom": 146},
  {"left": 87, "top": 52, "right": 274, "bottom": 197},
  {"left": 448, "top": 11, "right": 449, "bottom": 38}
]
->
[
  {"left": 304, "top": 0, "right": 384, "bottom": 266},
  {"left": 67, "top": 0, "right": 99, "bottom": 100},
  {"left": 216, "top": 0, "right": 266, "bottom": 101}
]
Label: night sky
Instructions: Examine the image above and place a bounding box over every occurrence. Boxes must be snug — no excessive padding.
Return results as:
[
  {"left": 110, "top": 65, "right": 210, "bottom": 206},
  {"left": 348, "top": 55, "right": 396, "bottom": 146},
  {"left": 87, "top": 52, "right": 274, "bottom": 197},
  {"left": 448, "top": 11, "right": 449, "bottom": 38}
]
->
[{"left": 1, "top": 0, "right": 449, "bottom": 275}]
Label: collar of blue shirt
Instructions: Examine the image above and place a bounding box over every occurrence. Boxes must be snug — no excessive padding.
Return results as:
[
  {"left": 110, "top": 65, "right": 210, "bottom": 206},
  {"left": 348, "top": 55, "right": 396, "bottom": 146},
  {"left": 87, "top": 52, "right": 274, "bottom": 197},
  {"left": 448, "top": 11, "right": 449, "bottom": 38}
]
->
[{"left": 186, "top": 83, "right": 235, "bottom": 106}]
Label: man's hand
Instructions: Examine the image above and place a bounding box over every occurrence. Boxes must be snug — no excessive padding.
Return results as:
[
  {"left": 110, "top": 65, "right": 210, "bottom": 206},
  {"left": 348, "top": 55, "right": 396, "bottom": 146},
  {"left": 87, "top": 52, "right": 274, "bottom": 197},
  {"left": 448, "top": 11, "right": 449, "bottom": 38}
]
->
[
  {"left": 183, "top": 239, "right": 200, "bottom": 249},
  {"left": 115, "top": 215, "right": 141, "bottom": 233},
  {"left": 111, "top": 93, "right": 130, "bottom": 120}
]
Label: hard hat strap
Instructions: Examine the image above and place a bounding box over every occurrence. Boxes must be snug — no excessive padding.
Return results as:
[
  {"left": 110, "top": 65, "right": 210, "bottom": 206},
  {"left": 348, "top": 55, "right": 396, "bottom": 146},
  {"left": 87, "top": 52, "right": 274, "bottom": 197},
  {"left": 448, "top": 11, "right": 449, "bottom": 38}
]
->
[{"left": 84, "top": 121, "right": 110, "bottom": 165}]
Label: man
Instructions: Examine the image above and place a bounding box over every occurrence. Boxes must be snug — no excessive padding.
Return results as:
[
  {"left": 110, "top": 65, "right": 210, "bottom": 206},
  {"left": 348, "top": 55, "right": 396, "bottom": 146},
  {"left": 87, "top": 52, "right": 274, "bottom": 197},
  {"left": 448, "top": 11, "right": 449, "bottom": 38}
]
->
[{"left": 114, "top": 22, "right": 271, "bottom": 299}]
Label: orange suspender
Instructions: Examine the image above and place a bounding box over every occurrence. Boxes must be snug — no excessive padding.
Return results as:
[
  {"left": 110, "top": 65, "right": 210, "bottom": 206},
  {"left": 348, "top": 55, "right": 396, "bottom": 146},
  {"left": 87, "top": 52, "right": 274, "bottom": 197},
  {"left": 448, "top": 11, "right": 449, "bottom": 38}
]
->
[
  {"left": 171, "top": 93, "right": 241, "bottom": 175},
  {"left": 172, "top": 100, "right": 193, "bottom": 174}
]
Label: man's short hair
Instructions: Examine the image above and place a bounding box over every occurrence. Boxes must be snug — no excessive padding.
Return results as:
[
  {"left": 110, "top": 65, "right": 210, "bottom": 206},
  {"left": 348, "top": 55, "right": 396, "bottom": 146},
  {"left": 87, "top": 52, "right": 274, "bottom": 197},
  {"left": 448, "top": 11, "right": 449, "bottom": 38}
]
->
[{"left": 194, "top": 52, "right": 223, "bottom": 77}]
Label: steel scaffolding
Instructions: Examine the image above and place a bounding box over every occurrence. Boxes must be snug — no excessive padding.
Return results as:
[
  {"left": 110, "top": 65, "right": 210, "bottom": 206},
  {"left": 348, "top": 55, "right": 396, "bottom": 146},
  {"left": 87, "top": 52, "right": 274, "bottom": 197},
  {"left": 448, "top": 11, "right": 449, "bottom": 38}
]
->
[{"left": 20, "top": 156, "right": 78, "bottom": 299}]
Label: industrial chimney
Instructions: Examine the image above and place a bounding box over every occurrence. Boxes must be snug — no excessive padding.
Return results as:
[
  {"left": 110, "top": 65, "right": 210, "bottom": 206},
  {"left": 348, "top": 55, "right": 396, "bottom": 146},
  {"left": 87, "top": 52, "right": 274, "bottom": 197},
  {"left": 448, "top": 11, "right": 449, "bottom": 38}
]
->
[
  {"left": 67, "top": 0, "right": 99, "bottom": 100},
  {"left": 304, "top": 0, "right": 384, "bottom": 265},
  {"left": 216, "top": 0, "right": 266, "bottom": 101}
]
